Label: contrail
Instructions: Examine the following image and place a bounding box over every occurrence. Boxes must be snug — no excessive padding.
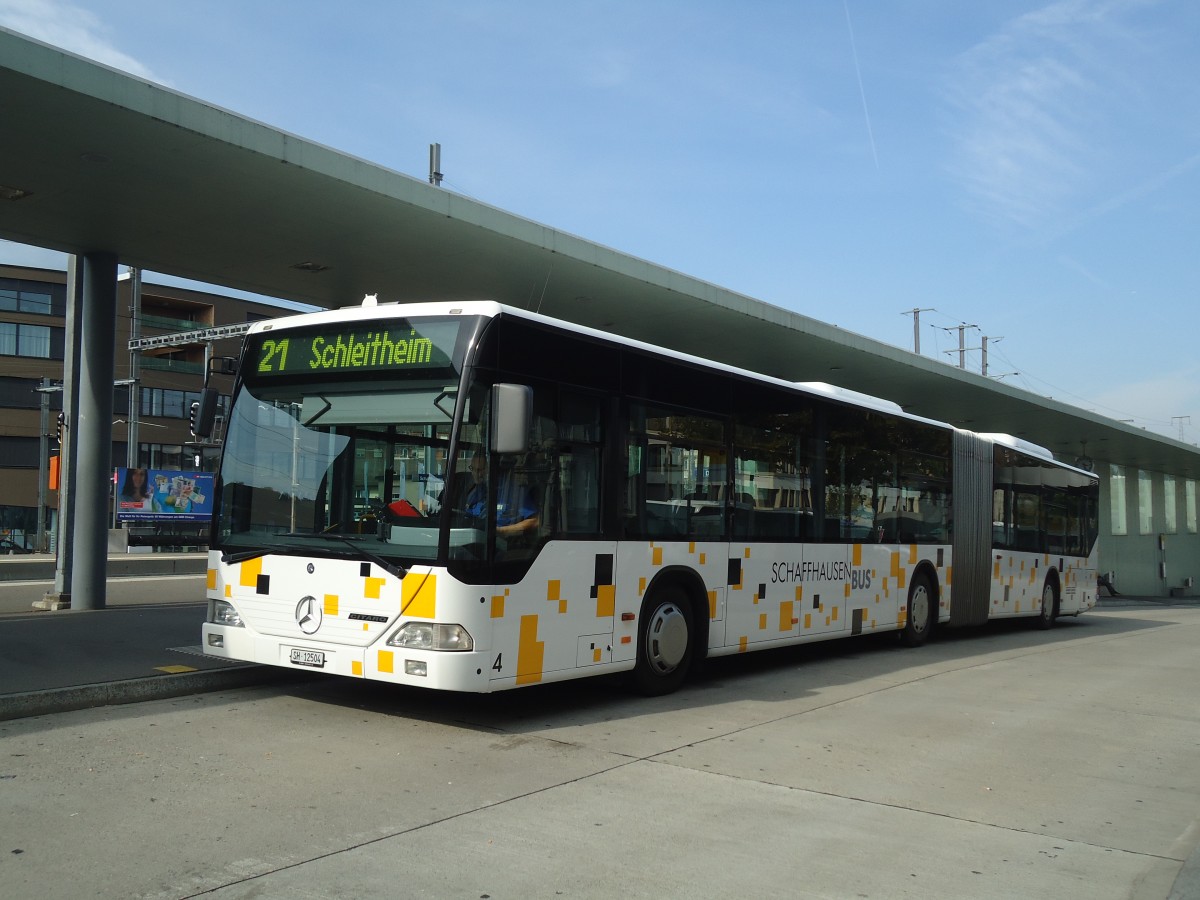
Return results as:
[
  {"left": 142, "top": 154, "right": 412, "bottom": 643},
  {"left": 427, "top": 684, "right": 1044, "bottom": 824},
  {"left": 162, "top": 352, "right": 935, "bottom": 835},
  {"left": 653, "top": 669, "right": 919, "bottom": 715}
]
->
[{"left": 844, "top": 0, "right": 879, "bottom": 170}]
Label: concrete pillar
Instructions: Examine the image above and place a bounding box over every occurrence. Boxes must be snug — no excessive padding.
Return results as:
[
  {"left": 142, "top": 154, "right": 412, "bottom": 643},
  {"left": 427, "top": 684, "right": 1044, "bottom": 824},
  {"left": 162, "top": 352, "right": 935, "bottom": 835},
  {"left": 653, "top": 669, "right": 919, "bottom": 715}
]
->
[{"left": 70, "top": 251, "right": 118, "bottom": 610}]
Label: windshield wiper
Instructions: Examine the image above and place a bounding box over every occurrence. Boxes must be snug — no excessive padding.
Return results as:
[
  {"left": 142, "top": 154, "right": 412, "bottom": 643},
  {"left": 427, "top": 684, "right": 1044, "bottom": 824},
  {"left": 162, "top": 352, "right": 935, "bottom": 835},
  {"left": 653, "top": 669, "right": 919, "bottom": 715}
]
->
[
  {"left": 221, "top": 534, "right": 408, "bottom": 580},
  {"left": 302, "top": 534, "right": 410, "bottom": 581},
  {"left": 222, "top": 547, "right": 271, "bottom": 565},
  {"left": 220, "top": 534, "right": 312, "bottom": 565},
  {"left": 328, "top": 535, "right": 408, "bottom": 578}
]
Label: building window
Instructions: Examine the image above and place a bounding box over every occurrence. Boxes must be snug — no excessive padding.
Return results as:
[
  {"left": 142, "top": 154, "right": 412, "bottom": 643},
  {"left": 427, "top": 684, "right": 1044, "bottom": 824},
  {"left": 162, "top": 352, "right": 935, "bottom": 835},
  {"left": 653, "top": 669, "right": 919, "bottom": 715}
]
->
[
  {"left": 1109, "top": 464, "right": 1127, "bottom": 536},
  {"left": 1187, "top": 481, "right": 1197, "bottom": 534},
  {"left": 0, "top": 278, "right": 60, "bottom": 315},
  {"left": 137, "top": 442, "right": 220, "bottom": 472},
  {"left": 1163, "top": 475, "right": 1177, "bottom": 534},
  {"left": 1138, "top": 469, "right": 1153, "bottom": 535},
  {"left": 140, "top": 387, "right": 203, "bottom": 419},
  {"left": 0, "top": 322, "right": 57, "bottom": 358}
]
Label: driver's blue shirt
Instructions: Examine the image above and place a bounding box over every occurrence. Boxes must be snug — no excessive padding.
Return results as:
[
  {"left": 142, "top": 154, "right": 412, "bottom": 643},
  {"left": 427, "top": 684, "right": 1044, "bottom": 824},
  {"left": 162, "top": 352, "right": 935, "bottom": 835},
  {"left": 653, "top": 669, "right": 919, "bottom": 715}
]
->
[{"left": 464, "top": 478, "right": 536, "bottom": 526}]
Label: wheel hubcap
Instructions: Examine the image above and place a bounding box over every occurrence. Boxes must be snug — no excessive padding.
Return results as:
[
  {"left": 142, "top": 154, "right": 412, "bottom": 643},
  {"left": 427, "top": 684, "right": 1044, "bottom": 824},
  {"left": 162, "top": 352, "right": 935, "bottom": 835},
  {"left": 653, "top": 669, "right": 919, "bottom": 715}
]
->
[
  {"left": 910, "top": 586, "right": 929, "bottom": 633},
  {"left": 646, "top": 603, "right": 688, "bottom": 673}
]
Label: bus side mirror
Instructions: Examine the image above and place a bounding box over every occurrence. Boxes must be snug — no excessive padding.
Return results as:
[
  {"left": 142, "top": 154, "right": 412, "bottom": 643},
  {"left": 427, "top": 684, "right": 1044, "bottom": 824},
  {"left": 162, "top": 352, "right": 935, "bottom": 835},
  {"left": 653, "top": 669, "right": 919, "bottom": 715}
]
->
[
  {"left": 490, "top": 383, "right": 532, "bottom": 455},
  {"left": 208, "top": 356, "right": 238, "bottom": 377}
]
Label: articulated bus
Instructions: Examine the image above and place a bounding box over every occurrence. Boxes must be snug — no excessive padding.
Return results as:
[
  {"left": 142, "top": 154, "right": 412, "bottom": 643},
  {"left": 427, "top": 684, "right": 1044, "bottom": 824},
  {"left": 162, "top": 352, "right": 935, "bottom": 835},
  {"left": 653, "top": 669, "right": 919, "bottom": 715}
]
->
[{"left": 202, "top": 299, "right": 1099, "bottom": 694}]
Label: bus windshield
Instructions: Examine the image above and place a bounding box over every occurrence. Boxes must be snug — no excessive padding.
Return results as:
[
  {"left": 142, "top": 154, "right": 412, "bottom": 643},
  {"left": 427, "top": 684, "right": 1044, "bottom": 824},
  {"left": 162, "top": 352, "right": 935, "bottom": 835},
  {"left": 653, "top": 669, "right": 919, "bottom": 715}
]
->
[{"left": 213, "top": 316, "right": 473, "bottom": 565}]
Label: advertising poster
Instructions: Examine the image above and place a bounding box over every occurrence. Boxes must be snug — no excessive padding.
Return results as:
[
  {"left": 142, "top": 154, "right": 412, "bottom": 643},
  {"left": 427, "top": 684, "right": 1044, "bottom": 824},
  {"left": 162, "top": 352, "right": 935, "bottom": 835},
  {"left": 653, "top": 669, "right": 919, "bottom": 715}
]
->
[{"left": 115, "top": 468, "right": 215, "bottom": 523}]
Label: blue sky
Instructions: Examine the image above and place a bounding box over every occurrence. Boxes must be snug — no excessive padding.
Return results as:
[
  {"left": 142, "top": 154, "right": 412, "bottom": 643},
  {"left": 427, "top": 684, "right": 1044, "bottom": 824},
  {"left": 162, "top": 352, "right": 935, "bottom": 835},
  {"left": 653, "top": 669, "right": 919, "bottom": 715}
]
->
[{"left": 2, "top": 0, "right": 1198, "bottom": 443}]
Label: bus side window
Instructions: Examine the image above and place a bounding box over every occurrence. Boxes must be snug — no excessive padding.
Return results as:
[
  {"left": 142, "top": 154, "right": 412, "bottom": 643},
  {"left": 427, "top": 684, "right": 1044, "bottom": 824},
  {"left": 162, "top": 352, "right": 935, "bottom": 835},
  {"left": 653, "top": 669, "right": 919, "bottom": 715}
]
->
[
  {"left": 555, "top": 391, "right": 604, "bottom": 536},
  {"left": 625, "top": 402, "right": 726, "bottom": 539},
  {"left": 733, "top": 417, "right": 812, "bottom": 541},
  {"left": 551, "top": 447, "right": 594, "bottom": 533}
]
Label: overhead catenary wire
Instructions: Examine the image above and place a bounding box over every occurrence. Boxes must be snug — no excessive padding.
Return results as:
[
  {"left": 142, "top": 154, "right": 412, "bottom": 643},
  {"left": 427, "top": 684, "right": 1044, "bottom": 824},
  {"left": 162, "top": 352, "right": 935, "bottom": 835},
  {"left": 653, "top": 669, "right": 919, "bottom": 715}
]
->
[{"left": 913, "top": 306, "right": 1188, "bottom": 440}]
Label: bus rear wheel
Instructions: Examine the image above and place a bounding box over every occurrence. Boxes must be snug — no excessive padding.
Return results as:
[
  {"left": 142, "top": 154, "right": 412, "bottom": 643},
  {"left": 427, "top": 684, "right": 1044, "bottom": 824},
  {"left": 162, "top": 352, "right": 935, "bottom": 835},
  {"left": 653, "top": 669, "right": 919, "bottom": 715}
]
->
[
  {"left": 900, "top": 572, "right": 935, "bottom": 647},
  {"left": 632, "top": 586, "right": 694, "bottom": 695},
  {"left": 1036, "top": 580, "right": 1058, "bottom": 629}
]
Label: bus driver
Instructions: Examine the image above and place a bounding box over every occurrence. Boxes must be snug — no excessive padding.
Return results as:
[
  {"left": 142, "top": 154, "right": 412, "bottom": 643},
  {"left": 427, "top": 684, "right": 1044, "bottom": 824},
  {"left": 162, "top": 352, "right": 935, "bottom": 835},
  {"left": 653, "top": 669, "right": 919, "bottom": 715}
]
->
[{"left": 458, "top": 453, "right": 539, "bottom": 539}]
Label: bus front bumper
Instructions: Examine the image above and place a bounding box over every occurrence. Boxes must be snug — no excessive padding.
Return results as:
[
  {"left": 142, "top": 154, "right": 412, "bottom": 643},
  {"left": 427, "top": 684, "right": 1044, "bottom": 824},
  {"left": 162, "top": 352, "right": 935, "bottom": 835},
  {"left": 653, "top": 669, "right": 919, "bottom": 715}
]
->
[{"left": 202, "top": 623, "right": 497, "bottom": 692}]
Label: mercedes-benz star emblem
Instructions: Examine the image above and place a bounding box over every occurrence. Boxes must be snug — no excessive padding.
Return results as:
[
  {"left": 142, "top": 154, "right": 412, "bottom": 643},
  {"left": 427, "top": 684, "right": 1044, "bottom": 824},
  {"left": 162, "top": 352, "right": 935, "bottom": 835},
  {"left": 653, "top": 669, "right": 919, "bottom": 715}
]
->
[{"left": 295, "top": 595, "right": 322, "bottom": 634}]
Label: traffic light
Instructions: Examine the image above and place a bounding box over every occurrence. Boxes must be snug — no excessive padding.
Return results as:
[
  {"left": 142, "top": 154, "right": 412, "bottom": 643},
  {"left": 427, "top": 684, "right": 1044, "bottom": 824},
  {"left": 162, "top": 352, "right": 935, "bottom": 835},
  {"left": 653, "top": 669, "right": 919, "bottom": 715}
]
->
[
  {"left": 55, "top": 411, "right": 64, "bottom": 444},
  {"left": 191, "top": 389, "right": 219, "bottom": 439}
]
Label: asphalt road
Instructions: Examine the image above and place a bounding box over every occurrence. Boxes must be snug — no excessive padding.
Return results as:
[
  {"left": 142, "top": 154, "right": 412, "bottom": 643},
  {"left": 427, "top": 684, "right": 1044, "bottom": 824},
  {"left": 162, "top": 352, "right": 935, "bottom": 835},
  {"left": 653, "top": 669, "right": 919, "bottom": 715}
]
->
[{"left": 3, "top": 605, "right": 1198, "bottom": 900}]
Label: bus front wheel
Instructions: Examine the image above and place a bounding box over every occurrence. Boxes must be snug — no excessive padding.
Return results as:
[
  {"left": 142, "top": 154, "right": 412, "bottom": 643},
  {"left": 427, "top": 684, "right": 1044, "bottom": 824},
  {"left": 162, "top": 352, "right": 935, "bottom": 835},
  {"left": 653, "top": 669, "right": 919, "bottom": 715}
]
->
[
  {"left": 1036, "top": 580, "right": 1058, "bottom": 629},
  {"left": 632, "top": 586, "right": 694, "bottom": 695},
  {"left": 900, "top": 572, "right": 935, "bottom": 647}
]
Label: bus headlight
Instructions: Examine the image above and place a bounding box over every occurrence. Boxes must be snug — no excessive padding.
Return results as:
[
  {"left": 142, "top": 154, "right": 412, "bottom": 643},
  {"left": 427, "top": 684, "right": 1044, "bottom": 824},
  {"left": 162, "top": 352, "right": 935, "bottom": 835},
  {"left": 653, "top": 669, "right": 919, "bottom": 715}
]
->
[
  {"left": 211, "top": 600, "right": 245, "bottom": 627},
  {"left": 387, "top": 623, "right": 474, "bottom": 651}
]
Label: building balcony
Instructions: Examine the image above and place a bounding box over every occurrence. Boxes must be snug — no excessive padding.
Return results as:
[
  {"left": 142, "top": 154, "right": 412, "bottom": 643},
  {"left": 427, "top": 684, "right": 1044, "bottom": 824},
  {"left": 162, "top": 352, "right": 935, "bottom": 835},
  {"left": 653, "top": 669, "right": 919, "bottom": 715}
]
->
[{"left": 140, "top": 356, "right": 203, "bottom": 374}]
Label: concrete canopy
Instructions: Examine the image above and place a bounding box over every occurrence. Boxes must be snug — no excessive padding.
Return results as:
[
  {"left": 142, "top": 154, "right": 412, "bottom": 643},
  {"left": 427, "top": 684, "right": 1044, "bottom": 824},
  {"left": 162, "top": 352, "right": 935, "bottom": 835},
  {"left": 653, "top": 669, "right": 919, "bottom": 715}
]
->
[{"left": 2, "top": 27, "right": 1197, "bottom": 478}]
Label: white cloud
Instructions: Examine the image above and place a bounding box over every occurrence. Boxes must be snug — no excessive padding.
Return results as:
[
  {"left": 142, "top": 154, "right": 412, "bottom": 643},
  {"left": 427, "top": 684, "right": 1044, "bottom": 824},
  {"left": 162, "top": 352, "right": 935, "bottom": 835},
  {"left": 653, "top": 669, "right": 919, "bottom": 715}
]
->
[
  {"left": 0, "top": 0, "right": 166, "bottom": 83},
  {"left": 943, "top": 0, "right": 1145, "bottom": 229}
]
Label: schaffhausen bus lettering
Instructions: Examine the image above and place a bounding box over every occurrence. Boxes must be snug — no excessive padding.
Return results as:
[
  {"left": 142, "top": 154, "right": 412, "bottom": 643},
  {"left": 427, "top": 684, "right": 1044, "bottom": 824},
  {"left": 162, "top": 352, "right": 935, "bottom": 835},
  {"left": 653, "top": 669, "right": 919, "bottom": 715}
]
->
[{"left": 770, "top": 560, "right": 871, "bottom": 588}]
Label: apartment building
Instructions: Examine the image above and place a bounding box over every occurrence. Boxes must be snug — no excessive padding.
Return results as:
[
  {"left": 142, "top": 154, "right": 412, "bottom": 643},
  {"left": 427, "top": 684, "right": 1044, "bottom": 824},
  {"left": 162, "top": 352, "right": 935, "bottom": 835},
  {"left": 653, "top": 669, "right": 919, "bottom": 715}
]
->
[{"left": 0, "top": 263, "right": 287, "bottom": 550}]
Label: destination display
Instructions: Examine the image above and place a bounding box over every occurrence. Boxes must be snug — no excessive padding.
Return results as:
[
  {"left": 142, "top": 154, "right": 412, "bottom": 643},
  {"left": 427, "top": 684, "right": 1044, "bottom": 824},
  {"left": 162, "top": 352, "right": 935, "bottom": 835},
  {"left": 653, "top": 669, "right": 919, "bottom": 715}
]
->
[{"left": 250, "top": 320, "right": 459, "bottom": 378}]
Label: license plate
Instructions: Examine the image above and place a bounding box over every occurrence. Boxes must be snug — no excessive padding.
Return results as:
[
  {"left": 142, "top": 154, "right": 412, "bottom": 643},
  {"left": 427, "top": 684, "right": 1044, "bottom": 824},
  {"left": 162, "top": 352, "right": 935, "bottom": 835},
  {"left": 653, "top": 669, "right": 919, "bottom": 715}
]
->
[{"left": 289, "top": 648, "right": 325, "bottom": 668}]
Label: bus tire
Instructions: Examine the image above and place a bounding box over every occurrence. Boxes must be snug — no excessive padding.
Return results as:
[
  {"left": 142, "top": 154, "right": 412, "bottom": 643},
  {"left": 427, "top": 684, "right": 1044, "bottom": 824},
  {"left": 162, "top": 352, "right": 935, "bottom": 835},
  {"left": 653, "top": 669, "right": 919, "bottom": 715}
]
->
[
  {"left": 632, "top": 585, "right": 694, "bottom": 695},
  {"left": 900, "top": 571, "right": 935, "bottom": 647},
  {"left": 1036, "top": 579, "right": 1058, "bottom": 629}
]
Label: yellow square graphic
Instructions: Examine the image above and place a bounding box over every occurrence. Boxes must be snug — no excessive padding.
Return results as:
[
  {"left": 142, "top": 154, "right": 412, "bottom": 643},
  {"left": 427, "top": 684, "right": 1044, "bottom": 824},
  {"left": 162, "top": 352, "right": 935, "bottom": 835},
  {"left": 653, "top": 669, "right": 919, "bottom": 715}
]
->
[
  {"left": 401, "top": 573, "right": 437, "bottom": 618},
  {"left": 516, "top": 615, "right": 544, "bottom": 685},
  {"left": 239, "top": 555, "right": 263, "bottom": 588},
  {"left": 596, "top": 584, "right": 616, "bottom": 618}
]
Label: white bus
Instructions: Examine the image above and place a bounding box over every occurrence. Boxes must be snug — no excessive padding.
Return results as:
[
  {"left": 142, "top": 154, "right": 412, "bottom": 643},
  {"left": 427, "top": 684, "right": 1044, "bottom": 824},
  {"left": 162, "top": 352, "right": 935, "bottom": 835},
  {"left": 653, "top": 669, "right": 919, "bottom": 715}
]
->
[{"left": 202, "top": 300, "right": 1099, "bottom": 694}]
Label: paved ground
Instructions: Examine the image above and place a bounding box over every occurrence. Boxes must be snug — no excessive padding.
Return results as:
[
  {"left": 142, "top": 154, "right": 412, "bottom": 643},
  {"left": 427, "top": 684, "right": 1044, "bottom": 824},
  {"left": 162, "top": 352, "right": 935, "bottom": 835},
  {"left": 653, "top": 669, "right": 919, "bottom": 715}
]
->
[
  {"left": 0, "top": 568, "right": 1198, "bottom": 898},
  {"left": 0, "top": 559, "right": 269, "bottom": 720}
]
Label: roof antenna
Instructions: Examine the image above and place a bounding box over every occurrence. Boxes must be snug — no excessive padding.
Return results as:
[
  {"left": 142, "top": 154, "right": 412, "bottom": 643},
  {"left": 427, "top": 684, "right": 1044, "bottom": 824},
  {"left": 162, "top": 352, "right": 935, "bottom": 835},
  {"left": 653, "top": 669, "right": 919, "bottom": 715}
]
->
[{"left": 429, "top": 143, "right": 443, "bottom": 187}]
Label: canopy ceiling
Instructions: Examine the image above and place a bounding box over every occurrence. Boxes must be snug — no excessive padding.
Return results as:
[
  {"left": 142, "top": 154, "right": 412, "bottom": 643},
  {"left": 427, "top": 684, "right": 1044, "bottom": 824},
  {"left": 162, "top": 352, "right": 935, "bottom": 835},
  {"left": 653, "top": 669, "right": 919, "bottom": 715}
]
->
[{"left": 2, "top": 26, "right": 1195, "bottom": 477}]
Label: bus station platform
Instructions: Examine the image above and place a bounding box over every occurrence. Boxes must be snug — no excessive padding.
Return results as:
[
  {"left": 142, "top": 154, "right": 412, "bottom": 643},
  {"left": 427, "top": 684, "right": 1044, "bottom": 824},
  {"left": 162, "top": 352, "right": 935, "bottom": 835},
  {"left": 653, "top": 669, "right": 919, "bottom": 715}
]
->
[{"left": 0, "top": 552, "right": 289, "bottom": 722}]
